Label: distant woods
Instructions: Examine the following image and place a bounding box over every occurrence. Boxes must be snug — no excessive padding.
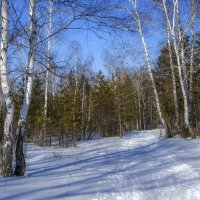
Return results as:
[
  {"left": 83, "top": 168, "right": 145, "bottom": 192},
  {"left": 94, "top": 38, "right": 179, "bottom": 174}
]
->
[{"left": 2, "top": 30, "right": 200, "bottom": 146}]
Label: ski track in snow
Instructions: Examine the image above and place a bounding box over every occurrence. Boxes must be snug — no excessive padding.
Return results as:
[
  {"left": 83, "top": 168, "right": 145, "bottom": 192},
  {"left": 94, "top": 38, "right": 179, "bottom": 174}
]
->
[
  {"left": 93, "top": 132, "right": 200, "bottom": 200},
  {"left": 1, "top": 129, "right": 200, "bottom": 200}
]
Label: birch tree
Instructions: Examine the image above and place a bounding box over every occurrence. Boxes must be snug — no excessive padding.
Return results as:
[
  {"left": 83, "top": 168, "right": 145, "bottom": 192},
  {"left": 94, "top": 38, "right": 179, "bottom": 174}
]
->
[
  {"left": 70, "top": 41, "right": 80, "bottom": 145},
  {"left": 129, "top": 0, "right": 169, "bottom": 136},
  {"left": 80, "top": 55, "right": 93, "bottom": 140},
  {"left": 161, "top": 0, "right": 196, "bottom": 138},
  {"left": 15, "top": 0, "right": 37, "bottom": 176},
  {"left": 44, "top": 0, "right": 53, "bottom": 145},
  {"left": 0, "top": 0, "right": 15, "bottom": 177}
]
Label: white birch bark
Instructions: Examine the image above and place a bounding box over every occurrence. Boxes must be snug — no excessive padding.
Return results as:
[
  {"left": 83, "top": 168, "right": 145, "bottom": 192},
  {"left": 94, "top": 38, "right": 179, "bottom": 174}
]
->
[
  {"left": 0, "top": 0, "right": 14, "bottom": 177},
  {"left": 51, "top": 71, "right": 55, "bottom": 98},
  {"left": 44, "top": 73, "right": 49, "bottom": 118},
  {"left": 15, "top": 0, "right": 37, "bottom": 176},
  {"left": 18, "top": 0, "right": 37, "bottom": 134},
  {"left": 162, "top": 0, "right": 195, "bottom": 138},
  {"left": 44, "top": 0, "right": 53, "bottom": 145},
  {"left": 45, "top": 0, "right": 53, "bottom": 118},
  {"left": 176, "top": 6, "right": 187, "bottom": 88},
  {"left": 131, "top": 0, "right": 168, "bottom": 135}
]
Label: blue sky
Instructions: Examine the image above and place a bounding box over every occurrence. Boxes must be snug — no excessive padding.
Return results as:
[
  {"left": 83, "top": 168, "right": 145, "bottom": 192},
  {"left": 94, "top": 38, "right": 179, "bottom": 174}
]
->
[
  {"left": 49, "top": 0, "right": 166, "bottom": 76},
  {"left": 53, "top": 26, "right": 166, "bottom": 78},
  {"left": 54, "top": 28, "right": 109, "bottom": 74},
  {"left": 12, "top": 0, "right": 199, "bottom": 79}
]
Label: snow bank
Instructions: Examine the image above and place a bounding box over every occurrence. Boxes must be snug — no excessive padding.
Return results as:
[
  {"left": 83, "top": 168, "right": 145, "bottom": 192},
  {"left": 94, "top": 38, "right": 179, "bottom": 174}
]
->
[{"left": 1, "top": 129, "right": 200, "bottom": 200}]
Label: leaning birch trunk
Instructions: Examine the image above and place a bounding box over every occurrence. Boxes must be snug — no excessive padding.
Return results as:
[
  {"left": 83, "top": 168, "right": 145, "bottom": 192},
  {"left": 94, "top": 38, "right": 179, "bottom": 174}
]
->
[
  {"left": 0, "top": 0, "right": 14, "bottom": 177},
  {"left": 162, "top": 0, "right": 196, "bottom": 138},
  {"left": 14, "top": 0, "right": 37, "bottom": 176},
  {"left": 131, "top": 0, "right": 169, "bottom": 136}
]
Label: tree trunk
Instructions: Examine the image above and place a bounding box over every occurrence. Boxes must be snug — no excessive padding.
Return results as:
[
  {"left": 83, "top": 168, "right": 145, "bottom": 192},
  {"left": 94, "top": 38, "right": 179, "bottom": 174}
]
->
[
  {"left": 81, "top": 78, "right": 85, "bottom": 139},
  {"left": 85, "top": 92, "right": 91, "bottom": 139},
  {"left": 0, "top": 0, "right": 15, "bottom": 177},
  {"left": 162, "top": 0, "right": 196, "bottom": 138},
  {"left": 14, "top": 123, "right": 26, "bottom": 176},
  {"left": 166, "top": 25, "right": 179, "bottom": 130},
  {"left": 44, "top": 69, "right": 48, "bottom": 145},
  {"left": 175, "top": 0, "right": 195, "bottom": 138},
  {"left": 44, "top": 0, "right": 53, "bottom": 145},
  {"left": 132, "top": 1, "right": 169, "bottom": 136},
  {"left": 72, "top": 74, "right": 77, "bottom": 146},
  {"left": 15, "top": 0, "right": 37, "bottom": 176},
  {"left": 72, "top": 51, "right": 78, "bottom": 146}
]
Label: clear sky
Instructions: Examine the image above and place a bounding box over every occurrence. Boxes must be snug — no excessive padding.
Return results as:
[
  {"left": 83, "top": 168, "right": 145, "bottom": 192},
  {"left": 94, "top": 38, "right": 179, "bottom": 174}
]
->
[
  {"left": 54, "top": 28, "right": 109, "bottom": 74},
  {"left": 11, "top": 0, "right": 199, "bottom": 79}
]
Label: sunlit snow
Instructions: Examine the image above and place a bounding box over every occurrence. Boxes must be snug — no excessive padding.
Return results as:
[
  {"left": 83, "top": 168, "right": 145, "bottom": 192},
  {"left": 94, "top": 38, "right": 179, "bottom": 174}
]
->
[{"left": 1, "top": 129, "right": 200, "bottom": 200}]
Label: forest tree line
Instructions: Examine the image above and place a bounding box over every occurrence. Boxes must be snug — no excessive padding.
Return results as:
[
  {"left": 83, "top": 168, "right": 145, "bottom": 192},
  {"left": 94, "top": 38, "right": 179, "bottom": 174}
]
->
[{"left": 1, "top": 29, "right": 200, "bottom": 148}]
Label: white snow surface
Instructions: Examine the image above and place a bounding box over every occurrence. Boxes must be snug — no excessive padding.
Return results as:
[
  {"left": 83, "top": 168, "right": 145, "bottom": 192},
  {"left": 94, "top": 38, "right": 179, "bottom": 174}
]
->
[{"left": 1, "top": 129, "right": 200, "bottom": 200}]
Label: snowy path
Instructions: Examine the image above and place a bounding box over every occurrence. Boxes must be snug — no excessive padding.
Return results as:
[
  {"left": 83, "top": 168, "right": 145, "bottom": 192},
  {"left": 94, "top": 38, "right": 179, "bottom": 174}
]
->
[
  {"left": 92, "top": 132, "right": 200, "bottom": 200},
  {"left": 1, "top": 129, "right": 200, "bottom": 200}
]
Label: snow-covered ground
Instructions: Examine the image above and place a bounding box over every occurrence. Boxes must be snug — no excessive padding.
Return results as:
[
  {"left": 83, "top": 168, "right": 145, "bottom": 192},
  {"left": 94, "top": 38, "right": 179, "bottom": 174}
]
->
[{"left": 1, "top": 129, "right": 200, "bottom": 200}]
